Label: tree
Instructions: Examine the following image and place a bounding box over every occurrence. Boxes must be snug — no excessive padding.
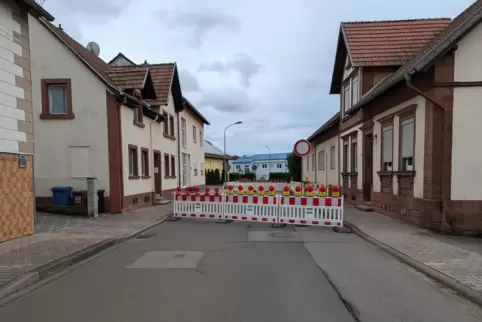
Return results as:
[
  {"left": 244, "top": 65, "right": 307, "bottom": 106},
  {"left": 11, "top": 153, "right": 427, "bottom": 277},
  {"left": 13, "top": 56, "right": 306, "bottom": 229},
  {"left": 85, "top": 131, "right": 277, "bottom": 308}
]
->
[
  {"left": 287, "top": 152, "right": 302, "bottom": 182},
  {"left": 214, "top": 168, "right": 221, "bottom": 185}
]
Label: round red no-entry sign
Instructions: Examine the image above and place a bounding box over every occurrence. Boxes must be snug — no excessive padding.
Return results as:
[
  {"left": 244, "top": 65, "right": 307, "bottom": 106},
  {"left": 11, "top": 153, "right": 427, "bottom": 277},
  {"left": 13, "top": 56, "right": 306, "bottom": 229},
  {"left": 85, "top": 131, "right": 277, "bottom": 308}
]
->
[{"left": 294, "top": 139, "right": 311, "bottom": 157}]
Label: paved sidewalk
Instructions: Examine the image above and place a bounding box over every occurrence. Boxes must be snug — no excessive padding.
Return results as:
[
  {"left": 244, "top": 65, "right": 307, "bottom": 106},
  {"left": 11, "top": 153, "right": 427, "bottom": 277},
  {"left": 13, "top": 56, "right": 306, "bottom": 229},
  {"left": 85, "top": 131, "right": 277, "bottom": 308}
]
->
[
  {"left": 0, "top": 204, "right": 172, "bottom": 291},
  {"left": 344, "top": 206, "right": 482, "bottom": 297}
]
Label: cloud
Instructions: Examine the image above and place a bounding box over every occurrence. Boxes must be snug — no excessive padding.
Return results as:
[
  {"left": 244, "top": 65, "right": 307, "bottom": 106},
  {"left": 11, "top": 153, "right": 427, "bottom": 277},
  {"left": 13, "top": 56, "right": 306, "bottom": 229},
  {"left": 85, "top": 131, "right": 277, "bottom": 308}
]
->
[
  {"left": 198, "top": 52, "right": 261, "bottom": 87},
  {"left": 178, "top": 69, "right": 200, "bottom": 92},
  {"left": 163, "top": 11, "right": 240, "bottom": 48},
  {"left": 199, "top": 87, "right": 252, "bottom": 113}
]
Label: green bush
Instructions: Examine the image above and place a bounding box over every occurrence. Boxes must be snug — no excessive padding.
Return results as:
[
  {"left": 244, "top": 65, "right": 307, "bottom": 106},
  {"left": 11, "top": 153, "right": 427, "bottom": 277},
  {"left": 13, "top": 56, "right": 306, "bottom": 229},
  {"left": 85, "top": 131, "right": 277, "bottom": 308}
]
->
[
  {"left": 213, "top": 168, "right": 221, "bottom": 185},
  {"left": 269, "top": 172, "right": 291, "bottom": 181}
]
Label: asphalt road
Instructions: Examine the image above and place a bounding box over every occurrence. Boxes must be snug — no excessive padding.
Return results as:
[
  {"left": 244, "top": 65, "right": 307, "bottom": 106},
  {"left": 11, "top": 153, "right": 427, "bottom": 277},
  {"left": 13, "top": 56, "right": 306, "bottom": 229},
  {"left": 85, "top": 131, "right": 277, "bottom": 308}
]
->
[{"left": 1, "top": 220, "right": 482, "bottom": 322}]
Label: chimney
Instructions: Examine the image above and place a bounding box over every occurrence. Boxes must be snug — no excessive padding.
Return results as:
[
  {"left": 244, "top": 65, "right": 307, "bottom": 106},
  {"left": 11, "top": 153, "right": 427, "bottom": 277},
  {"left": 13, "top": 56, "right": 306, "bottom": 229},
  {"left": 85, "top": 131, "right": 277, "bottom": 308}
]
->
[{"left": 58, "top": 24, "right": 62, "bottom": 30}]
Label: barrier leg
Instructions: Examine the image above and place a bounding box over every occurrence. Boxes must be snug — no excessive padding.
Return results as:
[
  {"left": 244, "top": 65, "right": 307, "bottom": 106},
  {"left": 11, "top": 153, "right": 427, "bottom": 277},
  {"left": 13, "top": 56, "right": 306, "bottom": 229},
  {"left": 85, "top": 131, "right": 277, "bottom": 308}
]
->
[
  {"left": 216, "top": 195, "right": 233, "bottom": 224},
  {"left": 166, "top": 213, "right": 181, "bottom": 221}
]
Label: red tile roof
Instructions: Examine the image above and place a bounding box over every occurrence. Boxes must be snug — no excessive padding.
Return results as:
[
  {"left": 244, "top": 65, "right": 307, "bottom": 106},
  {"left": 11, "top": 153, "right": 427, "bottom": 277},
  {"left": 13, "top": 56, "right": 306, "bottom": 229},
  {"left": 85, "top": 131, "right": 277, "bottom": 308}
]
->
[
  {"left": 143, "top": 63, "right": 176, "bottom": 106},
  {"left": 343, "top": 18, "right": 451, "bottom": 66},
  {"left": 349, "top": 0, "right": 482, "bottom": 113},
  {"left": 107, "top": 66, "right": 148, "bottom": 90}
]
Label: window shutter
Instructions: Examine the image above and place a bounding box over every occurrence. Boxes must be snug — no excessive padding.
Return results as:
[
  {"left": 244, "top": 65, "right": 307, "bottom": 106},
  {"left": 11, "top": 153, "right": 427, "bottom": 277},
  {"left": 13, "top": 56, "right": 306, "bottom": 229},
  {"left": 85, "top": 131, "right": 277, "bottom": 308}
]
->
[
  {"left": 401, "top": 119, "right": 414, "bottom": 158},
  {"left": 382, "top": 126, "right": 393, "bottom": 162}
]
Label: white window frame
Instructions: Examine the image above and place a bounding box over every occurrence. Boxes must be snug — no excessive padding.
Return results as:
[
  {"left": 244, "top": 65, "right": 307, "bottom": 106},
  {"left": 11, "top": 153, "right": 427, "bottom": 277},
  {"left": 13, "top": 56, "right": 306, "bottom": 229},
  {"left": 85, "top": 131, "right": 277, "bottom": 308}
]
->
[
  {"left": 48, "top": 84, "right": 68, "bottom": 114},
  {"left": 181, "top": 117, "right": 186, "bottom": 147},
  {"left": 193, "top": 125, "right": 197, "bottom": 143}
]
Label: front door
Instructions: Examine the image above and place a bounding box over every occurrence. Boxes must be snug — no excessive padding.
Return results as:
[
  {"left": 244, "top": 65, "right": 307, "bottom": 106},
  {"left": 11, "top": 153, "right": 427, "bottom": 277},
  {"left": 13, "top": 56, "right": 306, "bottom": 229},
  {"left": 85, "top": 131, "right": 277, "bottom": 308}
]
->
[
  {"left": 153, "top": 151, "right": 162, "bottom": 196},
  {"left": 363, "top": 133, "right": 373, "bottom": 202}
]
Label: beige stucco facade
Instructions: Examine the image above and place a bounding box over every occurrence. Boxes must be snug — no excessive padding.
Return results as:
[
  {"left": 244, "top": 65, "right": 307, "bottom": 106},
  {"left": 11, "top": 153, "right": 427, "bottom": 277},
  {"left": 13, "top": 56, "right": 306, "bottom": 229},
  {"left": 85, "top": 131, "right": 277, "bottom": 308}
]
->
[
  {"left": 302, "top": 135, "right": 339, "bottom": 186},
  {"left": 159, "top": 92, "right": 178, "bottom": 191},
  {"left": 371, "top": 95, "right": 426, "bottom": 198},
  {"left": 29, "top": 16, "right": 111, "bottom": 197},
  {"left": 179, "top": 106, "right": 205, "bottom": 188},
  {"left": 452, "top": 21, "right": 482, "bottom": 201}
]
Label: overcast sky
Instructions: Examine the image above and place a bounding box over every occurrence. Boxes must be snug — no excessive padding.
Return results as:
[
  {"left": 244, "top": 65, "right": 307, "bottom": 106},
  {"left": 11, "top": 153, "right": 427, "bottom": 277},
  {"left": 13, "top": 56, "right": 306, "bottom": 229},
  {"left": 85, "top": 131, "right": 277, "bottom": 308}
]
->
[{"left": 42, "top": 0, "right": 473, "bottom": 156}]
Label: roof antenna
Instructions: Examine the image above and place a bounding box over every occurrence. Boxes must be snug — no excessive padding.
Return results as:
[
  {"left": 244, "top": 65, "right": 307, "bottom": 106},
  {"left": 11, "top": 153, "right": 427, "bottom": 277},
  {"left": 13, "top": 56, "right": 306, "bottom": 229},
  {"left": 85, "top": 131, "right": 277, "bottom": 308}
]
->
[{"left": 144, "top": 59, "right": 148, "bottom": 64}]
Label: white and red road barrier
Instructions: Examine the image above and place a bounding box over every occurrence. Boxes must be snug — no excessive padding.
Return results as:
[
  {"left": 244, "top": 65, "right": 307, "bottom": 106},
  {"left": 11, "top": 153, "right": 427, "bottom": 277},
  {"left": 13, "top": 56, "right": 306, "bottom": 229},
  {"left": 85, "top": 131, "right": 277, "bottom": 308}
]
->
[{"left": 173, "top": 187, "right": 343, "bottom": 227}]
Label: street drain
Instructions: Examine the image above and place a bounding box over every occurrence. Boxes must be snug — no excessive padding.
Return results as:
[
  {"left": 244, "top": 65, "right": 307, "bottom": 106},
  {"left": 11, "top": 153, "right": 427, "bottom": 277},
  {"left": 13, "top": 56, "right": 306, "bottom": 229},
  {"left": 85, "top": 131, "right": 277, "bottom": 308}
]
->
[
  {"left": 173, "top": 254, "right": 185, "bottom": 258},
  {"left": 136, "top": 233, "right": 157, "bottom": 239}
]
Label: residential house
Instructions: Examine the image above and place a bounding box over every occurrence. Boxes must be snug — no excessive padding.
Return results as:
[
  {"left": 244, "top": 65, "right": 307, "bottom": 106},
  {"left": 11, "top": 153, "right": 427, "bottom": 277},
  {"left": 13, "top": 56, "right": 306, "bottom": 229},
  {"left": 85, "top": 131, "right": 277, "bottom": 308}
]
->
[
  {"left": 109, "top": 54, "right": 210, "bottom": 191},
  {"left": 204, "top": 140, "right": 227, "bottom": 172},
  {"left": 0, "top": 0, "right": 54, "bottom": 242},
  {"left": 302, "top": 113, "right": 340, "bottom": 190},
  {"left": 329, "top": 0, "right": 482, "bottom": 233},
  {"left": 179, "top": 98, "right": 209, "bottom": 188},
  {"left": 231, "top": 153, "right": 289, "bottom": 180},
  {"left": 29, "top": 18, "right": 208, "bottom": 213}
]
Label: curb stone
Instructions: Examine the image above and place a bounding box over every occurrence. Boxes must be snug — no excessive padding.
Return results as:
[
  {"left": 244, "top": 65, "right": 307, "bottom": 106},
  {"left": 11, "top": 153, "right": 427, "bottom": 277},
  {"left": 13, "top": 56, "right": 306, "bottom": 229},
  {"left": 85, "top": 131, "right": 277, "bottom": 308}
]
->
[
  {"left": 344, "top": 220, "right": 482, "bottom": 308},
  {"left": 0, "top": 214, "right": 170, "bottom": 301}
]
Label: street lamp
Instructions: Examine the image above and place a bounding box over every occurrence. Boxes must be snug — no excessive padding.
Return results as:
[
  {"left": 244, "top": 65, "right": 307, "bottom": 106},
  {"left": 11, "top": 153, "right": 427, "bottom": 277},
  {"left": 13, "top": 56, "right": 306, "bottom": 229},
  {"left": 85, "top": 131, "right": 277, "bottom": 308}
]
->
[
  {"left": 224, "top": 121, "right": 242, "bottom": 184},
  {"left": 265, "top": 145, "right": 271, "bottom": 180}
]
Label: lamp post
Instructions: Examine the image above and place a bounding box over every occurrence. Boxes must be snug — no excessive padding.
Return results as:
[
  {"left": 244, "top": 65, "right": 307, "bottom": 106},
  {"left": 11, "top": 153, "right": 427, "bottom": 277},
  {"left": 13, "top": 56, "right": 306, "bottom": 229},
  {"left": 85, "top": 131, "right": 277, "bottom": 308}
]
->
[
  {"left": 265, "top": 145, "right": 271, "bottom": 180},
  {"left": 224, "top": 121, "right": 242, "bottom": 185}
]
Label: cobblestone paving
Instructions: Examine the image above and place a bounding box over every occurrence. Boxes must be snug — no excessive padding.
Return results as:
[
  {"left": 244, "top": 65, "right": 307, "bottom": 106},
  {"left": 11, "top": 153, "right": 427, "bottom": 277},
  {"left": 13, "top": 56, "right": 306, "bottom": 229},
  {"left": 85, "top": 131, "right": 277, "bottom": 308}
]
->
[
  {"left": 0, "top": 204, "right": 172, "bottom": 288},
  {"left": 345, "top": 206, "right": 482, "bottom": 293}
]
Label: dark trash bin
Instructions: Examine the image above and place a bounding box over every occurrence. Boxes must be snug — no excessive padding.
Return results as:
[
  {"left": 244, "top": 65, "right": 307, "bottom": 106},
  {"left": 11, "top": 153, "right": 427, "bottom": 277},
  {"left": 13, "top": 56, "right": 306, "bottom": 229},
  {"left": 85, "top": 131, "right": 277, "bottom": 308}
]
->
[
  {"left": 97, "top": 189, "right": 105, "bottom": 213},
  {"left": 51, "top": 186, "right": 73, "bottom": 206}
]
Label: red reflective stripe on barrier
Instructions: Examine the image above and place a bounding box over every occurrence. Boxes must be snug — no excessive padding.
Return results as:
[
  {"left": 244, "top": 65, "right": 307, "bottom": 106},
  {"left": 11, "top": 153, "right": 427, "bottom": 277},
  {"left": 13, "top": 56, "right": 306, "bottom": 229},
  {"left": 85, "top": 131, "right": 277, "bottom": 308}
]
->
[
  {"left": 337, "top": 222, "right": 341, "bottom": 226},
  {"left": 174, "top": 213, "right": 178, "bottom": 216},
  {"left": 325, "top": 198, "right": 332, "bottom": 206},
  {"left": 338, "top": 198, "right": 342, "bottom": 207},
  {"left": 209, "top": 215, "right": 215, "bottom": 218},
  {"left": 252, "top": 217, "right": 258, "bottom": 221},
  {"left": 280, "top": 197, "right": 284, "bottom": 205},
  {"left": 242, "top": 196, "right": 248, "bottom": 203},
  {"left": 200, "top": 214, "right": 205, "bottom": 218},
  {"left": 242, "top": 216, "right": 247, "bottom": 220},
  {"left": 182, "top": 195, "right": 187, "bottom": 201},
  {"left": 312, "top": 198, "right": 320, "bottom": 206},
  {"left": 190, "top": 214, "right": 196, "bottom": 217},
  {"left": 300, "top": 220, "right": 307, "bottom": 224},
  {"left": 218, "top": 215, "right": 222, "bottom": 218},
  {"left": 232, "top": 216, "right": 238, "bottom": 220},
  {"left": 312, "top": 220, "right": 319, "bottom": 225},
  {"left": 280, "top": 219, "right": 285, "bottom": 222},
  {"left": 253, "top": 196, "right": 258, "bottom": 204},
  {"left": 301, "top": 197, "right": 307, "bottom": 206},
  {"left": 191, "top": 195, "right": 196, "bottom": 202},
  {"left": 262, "top": 196, "right": 267, "bottom": 204},
  {"left": 289, "top": 219, "right": 295, "bottom": 224},
  {"left": 273, "top": 197, "right": 277, "bottom": 204},
  {"left": 289, "top": 197, "right": 295, "bottom": 205},
  {"left": 209, "top": 196, "right": 214, "bottom": 202},
  {"left": 182, "top": 214, "right": 187, "bottom": 217},
  {"left": 262, "top": 218, "right": 268, "bottom": 222},
  {"left": 233, "top": 196, "right": 238, "bottom": 203},
  {"left": 200, "top": 196, "right": 205, "bottom": 202},
  {"left": 324, "top": 221, "right": 331, "bottom": 226},
  {"left": 272, "top": 218, "right": 276, "bottom": 222}
]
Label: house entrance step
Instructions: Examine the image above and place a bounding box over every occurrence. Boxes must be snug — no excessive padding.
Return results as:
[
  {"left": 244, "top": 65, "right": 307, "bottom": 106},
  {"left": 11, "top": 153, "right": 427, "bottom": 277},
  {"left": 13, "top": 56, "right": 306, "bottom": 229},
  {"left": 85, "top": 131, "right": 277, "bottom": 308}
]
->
[
  {"left": 155, "top": 197, "right": 171, "bottom": 205},
  {"left": 355, "top": 204, "right": 373, "bottom": 212}
]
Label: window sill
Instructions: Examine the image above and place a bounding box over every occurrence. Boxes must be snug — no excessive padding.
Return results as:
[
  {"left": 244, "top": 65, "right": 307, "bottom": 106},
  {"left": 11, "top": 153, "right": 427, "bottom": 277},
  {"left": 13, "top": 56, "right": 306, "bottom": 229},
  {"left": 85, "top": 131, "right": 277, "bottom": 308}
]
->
[
  {"left": 129, "top": 175, "right": 140, "bottom": 180},
  {"left": 133, "top": 120, "right": 145, "bottom": 128},
  {"left": 394, "top": 171, "right": 416, "bottom": 177},
  {"left": 163, "top": 133, "right": 176, "bottom": 141},
  {"left": 141, "top": 176, "right": 151, "bottom": 179},
  {"left": 377, "top": 171, "right": 393, "bottom": 176},
  {"left": 40, "top": 113, "right": 75, "bottom": 120},
  {"left": 170, "top": 176, "right": 177, "bottom": 179}
]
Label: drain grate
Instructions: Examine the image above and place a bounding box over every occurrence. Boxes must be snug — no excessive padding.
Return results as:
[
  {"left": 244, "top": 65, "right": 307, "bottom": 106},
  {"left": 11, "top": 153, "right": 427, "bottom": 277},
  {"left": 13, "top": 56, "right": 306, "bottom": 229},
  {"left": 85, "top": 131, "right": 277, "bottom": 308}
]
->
[{"left": 136, "top": 233, "right": 157, "bottom": 239}]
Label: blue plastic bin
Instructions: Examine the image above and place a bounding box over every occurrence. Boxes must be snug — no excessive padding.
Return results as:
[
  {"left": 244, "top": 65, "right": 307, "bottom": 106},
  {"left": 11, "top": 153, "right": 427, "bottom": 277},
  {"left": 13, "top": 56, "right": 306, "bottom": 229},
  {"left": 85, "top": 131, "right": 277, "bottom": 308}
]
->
[{"left": 51, "top": 186, "right": 73, "bottom": 206}]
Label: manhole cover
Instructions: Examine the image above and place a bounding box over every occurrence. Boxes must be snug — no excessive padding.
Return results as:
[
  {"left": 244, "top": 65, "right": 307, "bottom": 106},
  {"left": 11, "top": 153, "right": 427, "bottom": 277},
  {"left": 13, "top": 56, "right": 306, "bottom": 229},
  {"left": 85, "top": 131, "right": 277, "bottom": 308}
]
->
[{"left": 269, "top": 232, "right": 295, "bottom": 239}]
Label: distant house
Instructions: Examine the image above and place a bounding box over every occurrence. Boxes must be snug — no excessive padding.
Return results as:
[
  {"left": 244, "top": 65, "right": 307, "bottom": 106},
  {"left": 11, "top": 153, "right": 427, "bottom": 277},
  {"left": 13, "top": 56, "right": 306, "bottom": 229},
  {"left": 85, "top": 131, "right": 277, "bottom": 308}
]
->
[
  {"left": 230, "top": 153, "right": 289, "bottom": 179},
  {"left": 204, "top": 140, "right": 227, "bottom": 173}
]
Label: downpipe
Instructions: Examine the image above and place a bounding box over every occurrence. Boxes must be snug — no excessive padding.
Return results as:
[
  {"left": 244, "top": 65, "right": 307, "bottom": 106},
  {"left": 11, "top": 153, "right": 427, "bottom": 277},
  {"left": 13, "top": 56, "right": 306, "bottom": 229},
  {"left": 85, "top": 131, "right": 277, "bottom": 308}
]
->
[{"left": 404, "top": 72, "right": 451, "bottom": 232}]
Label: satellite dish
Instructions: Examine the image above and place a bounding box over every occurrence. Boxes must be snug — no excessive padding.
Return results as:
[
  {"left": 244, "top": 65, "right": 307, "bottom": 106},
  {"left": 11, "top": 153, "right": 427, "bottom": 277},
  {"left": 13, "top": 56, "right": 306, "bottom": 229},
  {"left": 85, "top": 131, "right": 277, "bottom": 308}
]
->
[
  {"left": 86, "top": 42, "right": 100, "bottom": 56},
  {"left": 251, "top": 165, "right": 258, "bottom": 171}
]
